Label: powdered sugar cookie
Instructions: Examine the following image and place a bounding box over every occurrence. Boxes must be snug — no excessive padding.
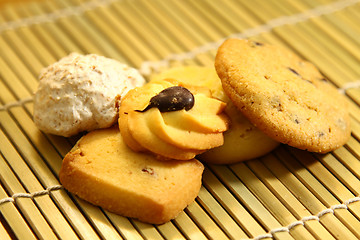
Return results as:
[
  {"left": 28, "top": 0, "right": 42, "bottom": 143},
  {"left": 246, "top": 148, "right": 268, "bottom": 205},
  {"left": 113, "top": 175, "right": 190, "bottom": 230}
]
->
[{"left": 33, "top": 53, "right": 145, "bottom": 137}]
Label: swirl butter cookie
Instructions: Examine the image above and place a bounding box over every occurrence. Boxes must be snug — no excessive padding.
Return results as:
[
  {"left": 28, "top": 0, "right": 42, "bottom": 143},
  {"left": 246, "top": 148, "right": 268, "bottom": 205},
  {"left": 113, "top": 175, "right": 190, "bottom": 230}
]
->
[
  {"left": 215, "top": 39, "right": 351, "bottom": 153},
  {"left": 119, "top": 79, "right": 230, "bottom": 160}
]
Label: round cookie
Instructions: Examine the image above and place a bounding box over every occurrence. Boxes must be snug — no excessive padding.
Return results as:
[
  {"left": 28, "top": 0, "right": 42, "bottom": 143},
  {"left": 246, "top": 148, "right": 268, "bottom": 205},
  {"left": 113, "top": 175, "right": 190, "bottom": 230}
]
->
[
  {"left": 215, "top": 39, "right": 351, "bottom": 153},
  {"left": 198, "top": 102, "right": 280, "bottom": 164}
]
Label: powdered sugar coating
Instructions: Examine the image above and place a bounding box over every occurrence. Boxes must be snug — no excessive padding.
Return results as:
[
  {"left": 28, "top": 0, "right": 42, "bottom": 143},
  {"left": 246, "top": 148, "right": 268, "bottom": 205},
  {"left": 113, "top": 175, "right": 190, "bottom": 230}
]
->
[{"left": 33, "top": 53, "right": 145, "bottom": 137}]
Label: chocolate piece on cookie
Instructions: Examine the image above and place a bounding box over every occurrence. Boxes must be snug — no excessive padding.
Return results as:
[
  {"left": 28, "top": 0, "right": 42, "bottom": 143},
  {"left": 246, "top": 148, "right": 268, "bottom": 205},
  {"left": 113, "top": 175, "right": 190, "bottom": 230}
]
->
[{"left": 215, "top": 39, "right": 351, "bottom": 153}]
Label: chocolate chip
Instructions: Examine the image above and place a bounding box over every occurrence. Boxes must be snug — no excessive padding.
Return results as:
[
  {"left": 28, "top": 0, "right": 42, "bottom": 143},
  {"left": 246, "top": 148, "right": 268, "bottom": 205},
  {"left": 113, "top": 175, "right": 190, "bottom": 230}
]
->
[
  {"left": 253, "top": 41, "right": 264, "bottom": 46},
  {"left": 249, "top": 41, "right": 264, "bottom": 48},
  {"left": 288, "top": 67, "right": 300, "bottom": 76},
  {"left": 136, "top": 86, "right": 195, "bottom": 113},
  {"left": 239, "top": 127, "right": 254, "bottom": 138},
  {"left": 319, "top": 77, "right": 328, "bottom": 82},
  {"left": 289, "top": 113, "right": 301, "bottom": 124},
  {"left": 288, "top": 67, "right": 314, "bottom": 85},
  {"left": 317, "top": 131, "right": 325, "bottom": 137}
]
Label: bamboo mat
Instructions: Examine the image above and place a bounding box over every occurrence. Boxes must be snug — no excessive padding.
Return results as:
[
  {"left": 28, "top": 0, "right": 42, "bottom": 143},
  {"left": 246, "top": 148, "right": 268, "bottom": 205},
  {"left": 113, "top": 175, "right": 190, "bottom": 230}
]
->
[{"left": 0, "top": 0, "right": 360, "bottom": 239}]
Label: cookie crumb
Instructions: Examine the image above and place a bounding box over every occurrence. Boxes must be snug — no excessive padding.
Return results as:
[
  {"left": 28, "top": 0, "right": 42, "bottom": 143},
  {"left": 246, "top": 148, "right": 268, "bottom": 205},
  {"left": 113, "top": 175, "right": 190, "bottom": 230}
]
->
[
  {"left": 270, "top": 96, "right": 283, "bottom": 112},
  {"left": 252, "top": 41, "right": 264, "bottom": 47},
  {"left": 264, "top": 75, "right": 271, "bottom": 80}
]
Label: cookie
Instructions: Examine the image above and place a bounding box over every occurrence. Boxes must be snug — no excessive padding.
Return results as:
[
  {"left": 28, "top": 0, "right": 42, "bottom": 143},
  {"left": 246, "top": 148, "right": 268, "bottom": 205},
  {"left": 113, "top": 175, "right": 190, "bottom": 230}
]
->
[
  {"left": 59, "top": 127, "right": 204, "bottom": 224},
  {"left": 215, "top": 39, "right": 351, "bottom": 153},
  {"left": 198, "top": 102, "right": 280, "bottom": 164},
  {"left": 33, "top": 53, "right": 145, "bottom": 137},
  {"left": 118, "top": 79, "right": 229, "bottom": 160}
]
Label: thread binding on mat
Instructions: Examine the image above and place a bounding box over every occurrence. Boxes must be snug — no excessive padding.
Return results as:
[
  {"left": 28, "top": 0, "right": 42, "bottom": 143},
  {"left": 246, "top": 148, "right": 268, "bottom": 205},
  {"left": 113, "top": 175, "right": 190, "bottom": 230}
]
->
[
  {"left": 0, "top": 185, "right": 63, "bottom": 205},
  {"left": 252, "top": 196, "right": 360, "bottom": 240}
]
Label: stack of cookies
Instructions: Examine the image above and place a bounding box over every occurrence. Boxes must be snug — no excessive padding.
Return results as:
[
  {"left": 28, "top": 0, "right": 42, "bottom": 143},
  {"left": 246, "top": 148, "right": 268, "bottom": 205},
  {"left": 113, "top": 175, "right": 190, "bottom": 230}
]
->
[{"left": 34, "top": 39, "right": 351, "bottom": 224}]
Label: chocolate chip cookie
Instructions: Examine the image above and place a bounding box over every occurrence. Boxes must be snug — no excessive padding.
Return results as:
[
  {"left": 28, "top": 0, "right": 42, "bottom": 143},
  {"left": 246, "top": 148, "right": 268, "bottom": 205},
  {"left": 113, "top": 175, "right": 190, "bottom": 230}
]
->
[{"left": 215, "top": 38, "right": 351, "bottom": 153}]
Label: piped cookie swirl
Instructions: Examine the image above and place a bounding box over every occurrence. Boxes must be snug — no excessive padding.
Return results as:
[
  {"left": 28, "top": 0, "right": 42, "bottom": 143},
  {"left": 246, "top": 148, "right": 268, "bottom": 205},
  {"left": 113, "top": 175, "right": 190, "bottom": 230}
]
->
[{"left": 118, "top": 79, "right": 230, "bottom": 160}]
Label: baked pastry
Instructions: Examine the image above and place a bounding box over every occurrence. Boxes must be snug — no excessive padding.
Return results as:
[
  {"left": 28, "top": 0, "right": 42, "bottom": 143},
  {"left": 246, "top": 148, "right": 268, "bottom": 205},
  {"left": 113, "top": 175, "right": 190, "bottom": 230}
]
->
[
  {"left": 215, "top": 39, "right": 351, "bottom": 153},
  {"left": 119, "top": 79, "right": 230, "bottom": 160},
  {"left": 199, "top": 102, "right": 280, "bottom": 164},
  {"left": 59, "top": 127, "right": 204, "bottom": 224},
  {"left": 33, "top": 53, "right": 145, "bottom": 137},
  {"left": 151, "top": 66, "right": 280, "bottom": 164}
]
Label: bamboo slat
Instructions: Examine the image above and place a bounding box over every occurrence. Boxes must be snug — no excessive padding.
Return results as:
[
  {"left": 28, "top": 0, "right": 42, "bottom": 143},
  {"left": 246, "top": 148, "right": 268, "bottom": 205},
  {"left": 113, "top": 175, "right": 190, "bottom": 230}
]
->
[
  {"left": 0, "top": 217, "right": 12, "bottom": 240},
  {"left": 0, "top": 148, "right": 75, "bottom": 240},
  {"left": 0, "top": 184, "right": 37, "bottom": 240},
  {"left": 203, "top": 168, "right": 268, "bottom": 237},
  {"left": 0, "top": 0, "right": 360, "bottom": 239},
  {"left": 196, "top": 186, "right": 248, "bottom": 239},
  {"left": 274, "top": 148, "right": 360, "bottom": 239}
]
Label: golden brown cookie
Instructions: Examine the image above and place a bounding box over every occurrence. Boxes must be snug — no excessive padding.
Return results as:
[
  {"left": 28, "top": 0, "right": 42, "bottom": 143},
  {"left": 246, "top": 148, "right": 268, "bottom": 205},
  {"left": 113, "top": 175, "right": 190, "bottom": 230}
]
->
[
  {"left": 59, "top": 127, "right": 204, "bottom": 224},
  {"left": 118, "top": 79, "right": 229, "bottom": 160},
  {"left": 215, "top": 39, "right": 351, "bottom": 153}
]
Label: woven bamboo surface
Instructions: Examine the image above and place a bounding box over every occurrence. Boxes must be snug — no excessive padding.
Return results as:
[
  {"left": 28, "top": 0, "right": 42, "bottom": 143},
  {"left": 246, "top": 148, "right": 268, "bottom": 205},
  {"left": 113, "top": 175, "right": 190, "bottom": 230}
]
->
[{"left": 0, "top": 0, "right": 360, "bottom": 239}]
